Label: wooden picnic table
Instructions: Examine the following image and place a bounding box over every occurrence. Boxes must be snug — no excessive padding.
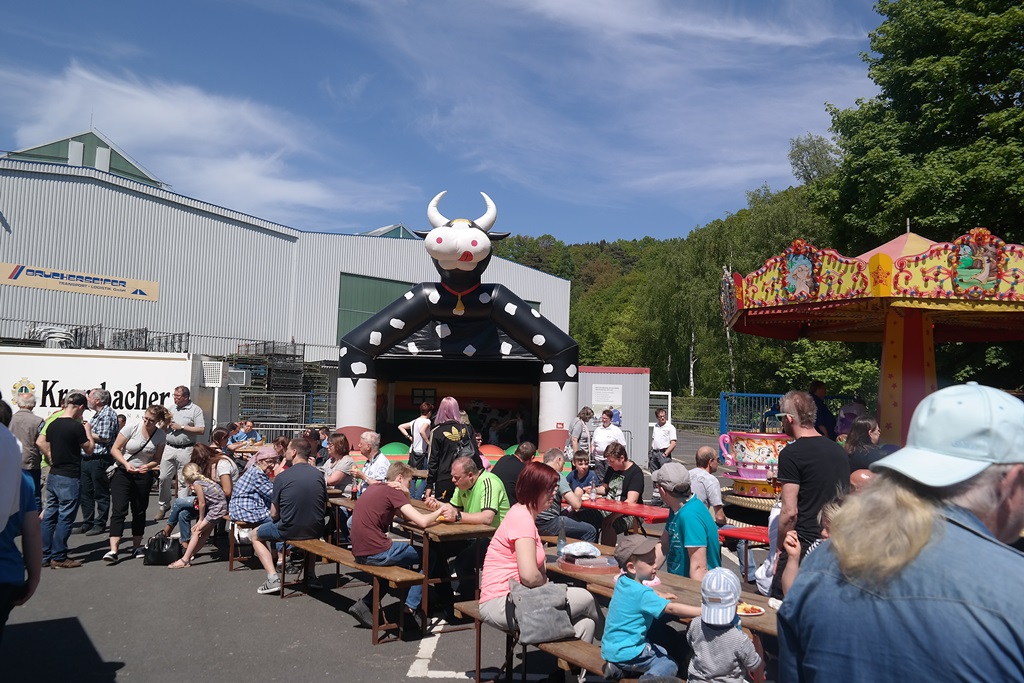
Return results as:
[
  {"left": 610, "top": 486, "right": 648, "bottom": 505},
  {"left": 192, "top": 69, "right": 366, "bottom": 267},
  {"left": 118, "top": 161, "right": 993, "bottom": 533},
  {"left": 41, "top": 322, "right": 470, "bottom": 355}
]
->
[
  {"left": 331, "top": 495, "right": 496, "bottom": 632},
  {"left": 580, "top": 497, "right": 670, "bottom": 524},
  {"left": 232, "top": 444, "right": 263, "bottom": 456},
  {"left": 545, "top": 550, "right": 777, "bottom": 637}
]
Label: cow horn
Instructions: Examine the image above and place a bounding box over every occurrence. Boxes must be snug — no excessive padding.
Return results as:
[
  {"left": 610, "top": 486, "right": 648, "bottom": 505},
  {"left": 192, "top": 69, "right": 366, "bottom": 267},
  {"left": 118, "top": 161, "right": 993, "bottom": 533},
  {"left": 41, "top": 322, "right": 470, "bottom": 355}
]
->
[
  {"left": 427, "top": 190, "right": 449, "bottom": 228},
  {"left": 475, "top": 192, "right": 497, "bottom": 232}
]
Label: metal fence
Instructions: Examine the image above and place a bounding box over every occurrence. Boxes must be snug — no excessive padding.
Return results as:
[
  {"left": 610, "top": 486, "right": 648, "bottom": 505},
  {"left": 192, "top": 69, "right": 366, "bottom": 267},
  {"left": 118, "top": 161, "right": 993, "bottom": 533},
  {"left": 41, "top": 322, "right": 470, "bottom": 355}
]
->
[
  {"left": 4, "top": 318, "right": 193, "bottom": 352},
  {"left": 719, "top": 392, "right": 852, "bottom": 435},
  {"left": 250, "top": 422, "right": 322, "bottom": 442},
  {"left": 239, "top": 391, "right": 337, "bottom": 424}
]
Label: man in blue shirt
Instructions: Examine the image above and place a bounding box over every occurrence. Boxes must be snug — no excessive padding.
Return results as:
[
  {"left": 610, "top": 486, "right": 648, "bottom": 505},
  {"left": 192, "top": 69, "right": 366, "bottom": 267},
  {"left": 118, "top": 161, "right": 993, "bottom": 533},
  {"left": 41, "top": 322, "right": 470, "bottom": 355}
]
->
[
  {"left": 227, "top": 420, "right": 263, "bottom": 453},
  {"left": 652, "top": 462, "right": 720, "bottom": 582},
  {"left": 779, "top": 383, "right": 1024, "bottom": 681}
]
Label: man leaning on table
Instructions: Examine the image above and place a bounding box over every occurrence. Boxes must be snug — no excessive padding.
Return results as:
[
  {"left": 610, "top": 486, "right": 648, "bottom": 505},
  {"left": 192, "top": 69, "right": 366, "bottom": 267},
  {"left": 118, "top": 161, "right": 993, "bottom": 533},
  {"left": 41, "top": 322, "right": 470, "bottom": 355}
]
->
[
  {"left": 347, "top": 461, "right": 444, "bottom": 630},
  {"left": 652, "top": 462, "right": 720, "bottom": 582},
  {"left": 426, "top": 456, "right": 509, "bottom": 603}
]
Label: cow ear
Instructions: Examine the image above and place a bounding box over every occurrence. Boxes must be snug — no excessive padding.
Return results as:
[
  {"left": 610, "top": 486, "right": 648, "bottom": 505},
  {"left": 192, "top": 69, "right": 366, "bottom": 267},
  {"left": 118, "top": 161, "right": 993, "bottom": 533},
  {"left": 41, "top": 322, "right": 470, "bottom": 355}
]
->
[
  {"left": 487, "top": 232, "right": 511, "bottom": 241},
  {"left": 413, "top": 230, "right": 432, "bottom": 239}
]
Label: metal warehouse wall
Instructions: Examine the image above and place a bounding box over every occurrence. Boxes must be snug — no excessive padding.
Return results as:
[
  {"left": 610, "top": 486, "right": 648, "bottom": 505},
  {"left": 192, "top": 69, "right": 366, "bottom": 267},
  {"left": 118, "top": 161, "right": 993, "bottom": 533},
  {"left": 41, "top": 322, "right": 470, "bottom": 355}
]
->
[{"left": 0, "top": 159, "right": 570, "bottom": 361}]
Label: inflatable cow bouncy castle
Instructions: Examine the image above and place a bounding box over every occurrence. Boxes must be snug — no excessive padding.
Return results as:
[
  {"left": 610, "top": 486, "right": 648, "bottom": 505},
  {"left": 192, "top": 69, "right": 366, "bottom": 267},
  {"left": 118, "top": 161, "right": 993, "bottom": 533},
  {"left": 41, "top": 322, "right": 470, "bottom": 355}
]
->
[{"left": 336, "top": 191, "right": 579, "bottom": 452}]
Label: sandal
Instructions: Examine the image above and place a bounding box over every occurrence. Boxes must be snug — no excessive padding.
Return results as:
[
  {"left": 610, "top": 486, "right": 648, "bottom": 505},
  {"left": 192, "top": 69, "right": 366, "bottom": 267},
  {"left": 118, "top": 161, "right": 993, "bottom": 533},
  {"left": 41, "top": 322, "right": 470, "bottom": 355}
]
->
[{"left": 168, "top": 559, "right": 191, "bottom": 569}]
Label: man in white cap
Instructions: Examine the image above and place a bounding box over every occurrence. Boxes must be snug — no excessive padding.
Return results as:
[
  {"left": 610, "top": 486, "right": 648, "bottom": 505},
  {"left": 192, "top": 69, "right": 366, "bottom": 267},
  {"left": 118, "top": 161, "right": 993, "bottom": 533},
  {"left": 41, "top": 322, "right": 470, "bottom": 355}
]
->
[{"left": 778, "top": 382, "right": 1024, "bottom": 681}]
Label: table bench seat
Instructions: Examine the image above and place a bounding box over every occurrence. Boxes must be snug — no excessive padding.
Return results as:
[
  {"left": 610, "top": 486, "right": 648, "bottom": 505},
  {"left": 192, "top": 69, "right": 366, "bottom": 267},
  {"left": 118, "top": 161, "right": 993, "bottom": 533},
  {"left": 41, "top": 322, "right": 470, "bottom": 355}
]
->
[
  {"left": 285, "top": 538, "right": 424, "bottom": 645},
  {"left": 453, "top": 600, "right": 638, "bottom": 683}
]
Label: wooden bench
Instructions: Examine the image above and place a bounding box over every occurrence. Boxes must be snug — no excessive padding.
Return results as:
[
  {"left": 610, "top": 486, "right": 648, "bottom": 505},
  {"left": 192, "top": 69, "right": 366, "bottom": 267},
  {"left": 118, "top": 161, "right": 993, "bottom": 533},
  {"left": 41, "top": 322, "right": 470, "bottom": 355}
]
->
[
  {"left": 283, "top": 538, "right": 424, "bottom": 645},
  {"left": 453, "top": 600, "right": 638, "bottom": 683}
]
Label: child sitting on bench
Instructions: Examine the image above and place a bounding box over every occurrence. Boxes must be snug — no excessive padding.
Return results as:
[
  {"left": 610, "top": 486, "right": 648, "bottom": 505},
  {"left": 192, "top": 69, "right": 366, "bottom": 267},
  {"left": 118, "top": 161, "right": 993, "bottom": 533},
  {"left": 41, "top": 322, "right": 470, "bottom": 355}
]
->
[{"left": 602, "top": 535, "right": 700, "bottom": 680}]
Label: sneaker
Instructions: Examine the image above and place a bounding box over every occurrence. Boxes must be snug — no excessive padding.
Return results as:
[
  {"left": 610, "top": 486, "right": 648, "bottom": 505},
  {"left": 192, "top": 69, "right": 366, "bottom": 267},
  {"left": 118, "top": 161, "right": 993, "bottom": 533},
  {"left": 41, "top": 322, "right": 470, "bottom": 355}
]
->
[
  {"left": 102, "top": 551, "right": 118, "bottom": 564},
  {"left": 51, "top": 558, "right": 83, "bottom": 569},
  {"left": 602, "top": 662, "right": 623, "bottom": 682},
  {"left": 72, "top": 526, "right": 88, "bottom": 534},
  {"left": 132, "top": 547, "right": 146, "bottom": 559},
  {"left": 41, "top": 559, "right": 50, "bottom": 568},
  {"left": 402, "top": 606, "right": 424, "bottom": 631},
  {"left": 306, "top": 573, "right": 322, "bottom": 591},
  {"left": 348, "top": 599, "right": 374, "bottom": 628},
  {"left": 84, "top": 527, "right": 106, "bottom": 537},
  {"left": 257, "top": 575, "right": 281, "bottom": 595}
]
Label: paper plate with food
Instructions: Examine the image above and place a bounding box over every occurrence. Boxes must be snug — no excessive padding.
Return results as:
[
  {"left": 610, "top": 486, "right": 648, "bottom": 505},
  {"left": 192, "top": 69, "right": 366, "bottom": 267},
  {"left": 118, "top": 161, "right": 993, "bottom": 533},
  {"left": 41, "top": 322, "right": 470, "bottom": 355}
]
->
[{"left": 736, "top": 601, "right": 766, "bottom": 617}]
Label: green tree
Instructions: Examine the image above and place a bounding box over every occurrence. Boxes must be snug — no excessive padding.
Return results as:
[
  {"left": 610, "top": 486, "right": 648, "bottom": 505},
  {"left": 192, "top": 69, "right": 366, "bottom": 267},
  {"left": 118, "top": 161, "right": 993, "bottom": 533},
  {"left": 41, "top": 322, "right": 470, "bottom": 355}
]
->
[
  {"left": 788, "top": 133, "right": 841, "bottom": 185},
  {"left": 813, "top": 0, "right": 1024, "bottom": 250}
]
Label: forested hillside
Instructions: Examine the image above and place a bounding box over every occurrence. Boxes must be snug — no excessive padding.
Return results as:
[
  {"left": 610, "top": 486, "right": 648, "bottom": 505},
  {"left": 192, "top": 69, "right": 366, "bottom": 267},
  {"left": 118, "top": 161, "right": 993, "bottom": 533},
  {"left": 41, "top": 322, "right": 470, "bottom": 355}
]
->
[{"left": 495, "top": 0, "right": 1024, "bottom": 400}]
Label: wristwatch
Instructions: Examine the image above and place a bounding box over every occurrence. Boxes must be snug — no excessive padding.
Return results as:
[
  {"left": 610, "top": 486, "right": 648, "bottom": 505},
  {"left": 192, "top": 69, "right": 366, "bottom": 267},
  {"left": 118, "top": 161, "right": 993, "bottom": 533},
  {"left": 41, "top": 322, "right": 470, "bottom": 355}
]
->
[{"left": 455, "top": 511, "right": 462, "bottom": 523}]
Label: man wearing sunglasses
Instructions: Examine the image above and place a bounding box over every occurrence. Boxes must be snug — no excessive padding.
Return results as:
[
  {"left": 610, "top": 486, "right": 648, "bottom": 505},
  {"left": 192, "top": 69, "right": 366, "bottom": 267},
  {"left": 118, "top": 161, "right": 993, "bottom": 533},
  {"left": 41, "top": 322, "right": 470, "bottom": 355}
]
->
[{"left": 770, "top": 391, "right": 849, "bottom": 599}]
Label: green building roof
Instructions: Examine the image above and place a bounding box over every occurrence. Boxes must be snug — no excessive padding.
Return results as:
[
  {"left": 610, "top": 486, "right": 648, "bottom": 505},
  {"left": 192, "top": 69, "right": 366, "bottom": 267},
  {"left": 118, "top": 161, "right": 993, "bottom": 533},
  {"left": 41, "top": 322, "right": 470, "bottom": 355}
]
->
[{"left": 3, "top": 129, "right": 165, "bottom": 188}]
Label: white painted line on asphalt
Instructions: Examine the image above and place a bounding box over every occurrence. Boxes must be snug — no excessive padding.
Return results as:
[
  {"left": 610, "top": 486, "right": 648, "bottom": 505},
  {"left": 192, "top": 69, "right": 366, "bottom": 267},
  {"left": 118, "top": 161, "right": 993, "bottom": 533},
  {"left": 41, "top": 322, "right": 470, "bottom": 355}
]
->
[
  {"left": 405, "top": 620, "right": 548, "bottom": 681},
  {"left": 406, "top": 620, "right": 471, "bottom": 679}
]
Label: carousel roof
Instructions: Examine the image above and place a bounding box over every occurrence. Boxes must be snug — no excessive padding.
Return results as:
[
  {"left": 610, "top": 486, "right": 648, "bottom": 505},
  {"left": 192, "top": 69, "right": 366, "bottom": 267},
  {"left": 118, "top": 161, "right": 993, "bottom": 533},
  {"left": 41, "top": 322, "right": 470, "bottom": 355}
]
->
[{"left": 722, "top": 228, "right": 1024, "bottom": 343}]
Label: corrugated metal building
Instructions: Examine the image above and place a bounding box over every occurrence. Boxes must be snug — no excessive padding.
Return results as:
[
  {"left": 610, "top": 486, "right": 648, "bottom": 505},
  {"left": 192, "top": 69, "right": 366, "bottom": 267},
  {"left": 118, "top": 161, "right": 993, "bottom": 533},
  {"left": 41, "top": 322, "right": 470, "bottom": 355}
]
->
[{"left": 0, "top": 132, "right": 570, "bottom": 363}]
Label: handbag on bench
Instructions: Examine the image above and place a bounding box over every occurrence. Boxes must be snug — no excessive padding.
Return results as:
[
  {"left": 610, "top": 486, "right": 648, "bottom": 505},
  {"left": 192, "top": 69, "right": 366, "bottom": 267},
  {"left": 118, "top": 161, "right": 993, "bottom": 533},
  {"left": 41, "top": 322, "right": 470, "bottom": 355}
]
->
[{"left": 507, "top": 578, "right": 576, "bottom": 645}]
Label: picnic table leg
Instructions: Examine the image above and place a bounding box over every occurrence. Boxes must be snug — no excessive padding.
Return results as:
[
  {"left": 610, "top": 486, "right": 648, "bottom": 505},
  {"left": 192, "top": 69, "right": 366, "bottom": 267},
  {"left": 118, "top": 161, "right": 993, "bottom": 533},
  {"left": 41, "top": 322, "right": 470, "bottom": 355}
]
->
[
  {"left": 421, "top": 531, "right": 431, "bottom": 629},
  {"left": 372, "top": 578, "right": 381, "bottom": 645},
  {"left": 474, "top": 611, "right": 482, "bottom": 683}
]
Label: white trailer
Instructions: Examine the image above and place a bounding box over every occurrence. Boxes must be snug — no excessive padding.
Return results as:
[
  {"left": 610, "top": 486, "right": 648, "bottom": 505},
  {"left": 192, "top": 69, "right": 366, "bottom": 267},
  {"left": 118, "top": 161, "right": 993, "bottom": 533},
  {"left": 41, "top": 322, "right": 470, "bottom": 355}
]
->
[{"left": 0, "top": 346, "right": 241, "bottom": 430}]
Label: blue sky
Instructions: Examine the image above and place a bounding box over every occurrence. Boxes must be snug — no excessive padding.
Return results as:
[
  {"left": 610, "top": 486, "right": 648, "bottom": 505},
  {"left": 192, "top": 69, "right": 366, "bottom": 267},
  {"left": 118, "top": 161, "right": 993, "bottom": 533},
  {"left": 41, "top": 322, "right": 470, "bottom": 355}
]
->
[{"left": 0, "top": 1, "right": 880, "bottom": 244}]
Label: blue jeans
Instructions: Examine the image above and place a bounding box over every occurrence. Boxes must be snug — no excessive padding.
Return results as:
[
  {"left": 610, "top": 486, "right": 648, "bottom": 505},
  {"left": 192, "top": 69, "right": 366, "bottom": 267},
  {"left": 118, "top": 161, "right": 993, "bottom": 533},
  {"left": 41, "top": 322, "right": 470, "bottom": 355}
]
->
[
  {"left": 356, "top": 542, "right": 422, "bottom": 610},
  {"left": 167, "top": 497, "right": 198, "bottom": 542},
  {"left": 41, "top": 473, "right": 80, "bottom": 562},
  {"left": 614, "top": 643, "right": 677, "bottom": 680},
  {"left": 537, "top": 513, "right": 599, "bottom": 543},
  {"left": 721, "top": 524, "right": 757, "bottom": 582}
]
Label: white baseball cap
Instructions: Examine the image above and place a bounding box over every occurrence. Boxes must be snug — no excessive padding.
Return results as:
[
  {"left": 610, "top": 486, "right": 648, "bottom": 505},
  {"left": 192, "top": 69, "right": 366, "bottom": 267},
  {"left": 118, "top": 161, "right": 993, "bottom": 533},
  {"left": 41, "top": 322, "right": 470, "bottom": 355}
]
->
[
  {"left": 872, "top": 382, "right": 1024, "bottom": 487},
  {"left": 700, "top": 567, "right": 741, "bottom": 626}
]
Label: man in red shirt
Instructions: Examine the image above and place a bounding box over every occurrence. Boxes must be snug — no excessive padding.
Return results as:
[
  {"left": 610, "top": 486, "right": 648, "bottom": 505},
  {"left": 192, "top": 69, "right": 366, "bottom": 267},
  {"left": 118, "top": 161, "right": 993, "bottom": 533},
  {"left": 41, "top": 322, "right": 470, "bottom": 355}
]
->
[{"left": 347, "top": 462, "right": 445, "bottom": 629}]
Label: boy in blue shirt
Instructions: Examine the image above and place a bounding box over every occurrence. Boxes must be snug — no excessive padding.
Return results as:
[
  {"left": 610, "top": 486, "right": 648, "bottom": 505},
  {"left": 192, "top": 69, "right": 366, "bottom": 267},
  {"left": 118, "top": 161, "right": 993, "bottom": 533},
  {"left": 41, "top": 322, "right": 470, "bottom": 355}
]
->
[
  {"left": 601, "top": 535, "right": 699, "bottom": 680},
  {"left": 566, "top": 450, "right": 598, "bottom": 495},
  {"left": 1, "top": 469, "right": 42, "bottom": 646}
]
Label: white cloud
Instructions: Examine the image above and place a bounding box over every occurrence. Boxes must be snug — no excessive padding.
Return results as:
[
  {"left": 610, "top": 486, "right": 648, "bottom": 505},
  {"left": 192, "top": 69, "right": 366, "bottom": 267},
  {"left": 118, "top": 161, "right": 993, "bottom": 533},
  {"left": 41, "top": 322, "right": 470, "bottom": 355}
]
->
[{"left": 0, "top": 61, "right": 415, "bottom": 231}]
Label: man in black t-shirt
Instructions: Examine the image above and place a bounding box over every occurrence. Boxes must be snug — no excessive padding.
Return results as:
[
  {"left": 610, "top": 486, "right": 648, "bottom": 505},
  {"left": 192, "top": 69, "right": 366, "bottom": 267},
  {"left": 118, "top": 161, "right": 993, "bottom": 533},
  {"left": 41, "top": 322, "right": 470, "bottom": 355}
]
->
[
  {"left": 36, "top": 393, "right": 94, "bottom": 568},
  {"left": 251, "top": 438, "right": 327, "bottom": 595},
  {"left": 595, "top": 442, "right": 645, "bottom": 545},
  {"left": 771, "top": 389, "right": 850, "bottom": 598},
  {"left": 489, "top": 441, "right": 536, "bottom": 505}
]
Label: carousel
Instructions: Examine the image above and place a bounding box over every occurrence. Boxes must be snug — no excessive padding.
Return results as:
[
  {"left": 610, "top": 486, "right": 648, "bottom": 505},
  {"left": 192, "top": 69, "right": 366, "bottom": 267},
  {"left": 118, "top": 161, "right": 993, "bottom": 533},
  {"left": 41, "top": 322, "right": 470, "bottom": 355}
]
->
[
  {"left": 723, "top": 227, "right": 1024, "bottom": 443},
  {"left": 718, "top": 227, "right": 1024, "bottom": 501}
]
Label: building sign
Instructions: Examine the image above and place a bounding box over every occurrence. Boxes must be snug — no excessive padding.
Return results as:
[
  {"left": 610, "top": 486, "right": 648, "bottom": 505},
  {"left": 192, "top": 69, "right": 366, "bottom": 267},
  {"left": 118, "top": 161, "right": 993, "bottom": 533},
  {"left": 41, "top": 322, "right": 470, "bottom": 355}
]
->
[
  {"left": 592, "top": 383, "right": 623, "bottom": 408},
  {"left": 1, "top": 262, "right": 159, "bottom": 301}
]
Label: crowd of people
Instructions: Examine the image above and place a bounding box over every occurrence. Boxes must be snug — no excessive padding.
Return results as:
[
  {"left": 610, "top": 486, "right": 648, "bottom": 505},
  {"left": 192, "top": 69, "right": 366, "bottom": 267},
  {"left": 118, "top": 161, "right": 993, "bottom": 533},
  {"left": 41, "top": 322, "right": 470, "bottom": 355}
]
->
[{"left": 3, "top": 382, "right": 1024, "bottom": 682}]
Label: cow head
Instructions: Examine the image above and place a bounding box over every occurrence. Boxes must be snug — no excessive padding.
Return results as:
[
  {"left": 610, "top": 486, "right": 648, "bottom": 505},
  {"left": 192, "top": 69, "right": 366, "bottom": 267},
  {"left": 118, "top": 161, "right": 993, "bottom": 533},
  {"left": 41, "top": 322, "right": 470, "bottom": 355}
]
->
[{"left": 416, "top": 191, "right": 509, "bottom": 289}]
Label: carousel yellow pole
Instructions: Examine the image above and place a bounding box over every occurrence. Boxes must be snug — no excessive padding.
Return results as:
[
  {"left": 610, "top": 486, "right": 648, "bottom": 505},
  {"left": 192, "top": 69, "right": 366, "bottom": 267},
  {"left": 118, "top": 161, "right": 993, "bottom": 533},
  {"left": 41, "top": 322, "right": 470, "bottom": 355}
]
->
[{"left": 879, "top": 306, "right": 937, "bottom": 445}]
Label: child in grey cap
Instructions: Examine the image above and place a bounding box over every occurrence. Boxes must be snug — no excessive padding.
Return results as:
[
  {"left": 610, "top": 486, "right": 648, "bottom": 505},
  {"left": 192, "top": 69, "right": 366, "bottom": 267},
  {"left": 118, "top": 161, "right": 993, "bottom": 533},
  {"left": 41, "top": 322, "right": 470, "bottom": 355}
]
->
[{"left": 686, "top": 568, "right": 764, "bottom": 683}]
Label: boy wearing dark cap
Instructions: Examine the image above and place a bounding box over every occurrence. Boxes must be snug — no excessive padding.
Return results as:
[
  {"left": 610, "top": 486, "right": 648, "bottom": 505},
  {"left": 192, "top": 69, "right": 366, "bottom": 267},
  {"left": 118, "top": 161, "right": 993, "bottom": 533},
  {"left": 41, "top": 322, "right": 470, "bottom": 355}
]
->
[{"left": 601, "top": 535, "right": 700, "bottom": 680}]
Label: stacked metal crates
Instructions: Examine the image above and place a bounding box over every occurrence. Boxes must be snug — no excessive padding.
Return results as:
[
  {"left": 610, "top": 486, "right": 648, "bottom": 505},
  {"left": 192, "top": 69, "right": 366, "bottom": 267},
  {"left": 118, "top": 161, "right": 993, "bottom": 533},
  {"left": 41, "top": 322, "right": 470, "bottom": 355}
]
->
[
  {"left": 225, "top": 342, "right": 306, "bottom": 422},
  {"left": 303, "top": 362, "right": 331, "bottom": 425}
]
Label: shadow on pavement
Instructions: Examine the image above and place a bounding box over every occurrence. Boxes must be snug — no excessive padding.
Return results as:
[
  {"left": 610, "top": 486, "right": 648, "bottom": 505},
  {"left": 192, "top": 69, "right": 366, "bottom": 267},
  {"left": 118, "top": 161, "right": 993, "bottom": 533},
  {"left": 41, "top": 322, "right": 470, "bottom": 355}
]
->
[{"left": 3, "top": 617, "right": 124, "bottom": 681}]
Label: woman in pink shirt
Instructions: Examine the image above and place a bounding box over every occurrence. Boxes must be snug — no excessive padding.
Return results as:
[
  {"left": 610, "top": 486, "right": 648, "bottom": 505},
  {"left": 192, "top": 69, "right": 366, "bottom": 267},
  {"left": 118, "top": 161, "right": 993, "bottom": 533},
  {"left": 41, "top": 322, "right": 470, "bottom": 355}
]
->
[{"left": 478, "top": 461, "right": 601, "bottom": 642}]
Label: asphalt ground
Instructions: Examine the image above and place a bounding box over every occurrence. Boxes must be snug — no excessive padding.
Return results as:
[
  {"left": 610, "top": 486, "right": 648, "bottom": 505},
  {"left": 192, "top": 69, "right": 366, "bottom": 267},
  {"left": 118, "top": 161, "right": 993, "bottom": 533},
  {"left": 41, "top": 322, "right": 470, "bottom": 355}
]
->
[{"left": 2, "top": 446, "right": 766, "bottom": 683}]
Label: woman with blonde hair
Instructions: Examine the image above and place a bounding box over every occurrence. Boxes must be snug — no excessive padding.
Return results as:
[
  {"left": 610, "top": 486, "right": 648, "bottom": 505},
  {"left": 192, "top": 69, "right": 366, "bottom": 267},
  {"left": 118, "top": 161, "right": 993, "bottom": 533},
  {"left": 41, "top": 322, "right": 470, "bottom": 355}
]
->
[
  {"left": 165, "top": 463, "right": 227, "bottom": 568},
  {"left": 105, "top": 404, "right": 171, "bottom": 563}
]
